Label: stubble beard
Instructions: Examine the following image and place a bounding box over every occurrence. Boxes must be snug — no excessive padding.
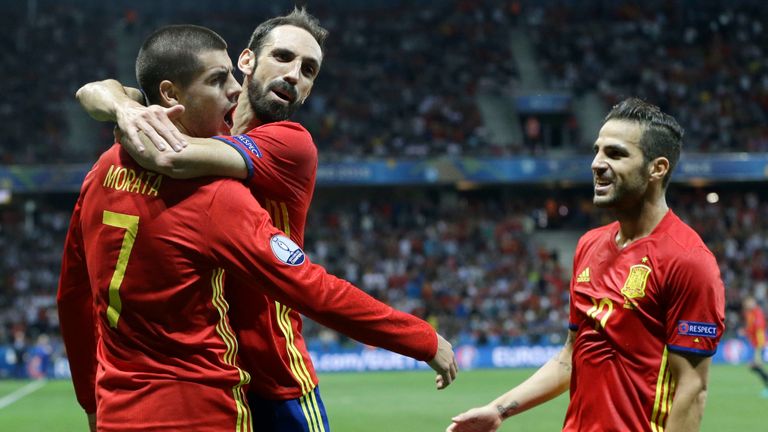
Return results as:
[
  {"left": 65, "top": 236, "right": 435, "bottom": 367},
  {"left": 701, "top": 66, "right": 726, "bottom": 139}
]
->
[
  {"left": 247, "top": 77, "right": 300, "bottom": 124},
  {"left": 593, "top": 171, "right": 649, "bottom": 211}
]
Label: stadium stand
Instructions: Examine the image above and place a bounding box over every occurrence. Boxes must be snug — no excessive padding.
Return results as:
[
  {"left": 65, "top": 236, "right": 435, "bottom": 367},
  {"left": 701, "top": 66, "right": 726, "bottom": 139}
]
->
[
  {"left": 0, "top": 0, "right": 765, "bottom": 377},
  {"left": 1, "top": 186, "right": 763, "bottom": 376}
]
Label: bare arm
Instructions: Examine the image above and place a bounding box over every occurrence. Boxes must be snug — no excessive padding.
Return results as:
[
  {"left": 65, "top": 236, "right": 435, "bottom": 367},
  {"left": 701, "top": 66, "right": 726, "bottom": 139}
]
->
[
  {"left": 665, "top": 351, "right": 711, "bottom": 432},
  {"left": 133, "top": 136, "right": 247, "bottom": 180},
  {"left": 446, "top": 330, "right": 575, "bottom": 432},
  {"left": 76, "top": 79, "right": 246, "bottom": 179},
  {"left": 76, "top": 79, "right": 143, "bottom": 121},
  {"left": 77, "top": 79, "right": 186, "bottom": 152}
]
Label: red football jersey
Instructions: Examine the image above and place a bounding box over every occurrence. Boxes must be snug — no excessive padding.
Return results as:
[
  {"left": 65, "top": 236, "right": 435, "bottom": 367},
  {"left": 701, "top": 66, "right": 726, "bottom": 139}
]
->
[
  {"left": 565, "top": 211, "right": 725, "bottom": 432},
  {"left": 57, "top": 145, "right": 437, "bottom": 431},
  {"left": 745, "top": 305, "right": 766, "bottom": 348},
  {"left": 214, "top": 121, "right": 321, "bottom": 399}
]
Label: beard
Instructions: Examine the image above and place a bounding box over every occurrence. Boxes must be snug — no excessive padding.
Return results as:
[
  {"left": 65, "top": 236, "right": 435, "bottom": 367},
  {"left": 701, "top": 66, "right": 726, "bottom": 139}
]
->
[
  {"left": 593, "top": 170, "right": 649, "bottom": 210},
  {"left": 247, "top": 77, "right": 301, "bottom": 123}
]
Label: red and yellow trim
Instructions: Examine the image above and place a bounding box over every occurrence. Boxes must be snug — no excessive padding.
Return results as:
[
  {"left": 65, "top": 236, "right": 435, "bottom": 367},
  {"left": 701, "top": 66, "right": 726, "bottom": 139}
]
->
[
  {"left": 266, "top": 200, "right": 325, "bottom": 431},
  {"left": 211, "top": 268, "right": 252, "bottom": 432},
  {"left": 275, "top": 302, "right": 325, "bottom": 432},
  {"left": 650, "top": 347, "right": 676, "bottom": 432}
]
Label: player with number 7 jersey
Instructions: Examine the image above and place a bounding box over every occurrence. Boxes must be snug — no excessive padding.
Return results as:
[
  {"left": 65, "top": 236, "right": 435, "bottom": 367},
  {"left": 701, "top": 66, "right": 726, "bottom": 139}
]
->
[{"left": 57, "top": 144, "right": 448, "bottom": 432}]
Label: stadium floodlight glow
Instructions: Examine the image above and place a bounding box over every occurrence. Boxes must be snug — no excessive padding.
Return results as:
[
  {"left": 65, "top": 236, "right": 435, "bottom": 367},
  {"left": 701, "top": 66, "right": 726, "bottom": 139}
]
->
[{"left": 0, "top": 188, "right": 13, "bottom": 205}]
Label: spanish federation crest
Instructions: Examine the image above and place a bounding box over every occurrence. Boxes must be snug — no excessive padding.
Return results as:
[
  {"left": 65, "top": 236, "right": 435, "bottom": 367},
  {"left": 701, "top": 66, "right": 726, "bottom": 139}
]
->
[{"left": 621, "top": 263, "right": 651, "bottom": 309}]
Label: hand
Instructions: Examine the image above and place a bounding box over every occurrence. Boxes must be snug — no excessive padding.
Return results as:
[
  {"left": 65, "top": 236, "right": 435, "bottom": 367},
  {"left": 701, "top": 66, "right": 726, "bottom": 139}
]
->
[
  {"left": 116, "top": 103, "right": 186, "bottom": 152},
  {"left": 87, "top": 412, "right": 97, "bottom": 432},
  {"left": 427, "top": 333, "right": 458, "bottom": 389},
  {"left": 446, "top": 406, "right": 503, "bottom": 432}
]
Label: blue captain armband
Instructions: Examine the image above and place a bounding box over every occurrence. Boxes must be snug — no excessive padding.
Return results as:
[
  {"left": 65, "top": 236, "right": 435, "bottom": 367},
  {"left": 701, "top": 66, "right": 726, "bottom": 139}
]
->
[{"left": 212, "top": 136, "right": 255, "bottom": 182}]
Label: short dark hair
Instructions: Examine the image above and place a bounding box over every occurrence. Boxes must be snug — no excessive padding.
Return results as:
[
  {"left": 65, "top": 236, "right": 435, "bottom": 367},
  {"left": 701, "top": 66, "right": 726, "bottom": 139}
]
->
[
  {"left": 247, "top": 7, "right": 328, "bottom": 57},
  {"left": 136, "top": 25, "right": 228, "bottom": 105},
  {"left": 604, "top": 98, "right": 684, "bottom": 187}
]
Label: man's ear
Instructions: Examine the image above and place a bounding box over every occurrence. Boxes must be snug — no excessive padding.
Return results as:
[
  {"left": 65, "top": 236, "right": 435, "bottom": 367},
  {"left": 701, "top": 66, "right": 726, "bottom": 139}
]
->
[
  {"left": 238, "top": 48, "right": 255, "bottom": 75},
  {"left": 158, "top": 80, "right": 180, "bottom": 106},
  {"left": 649, "top": 157, "right": 670, "bottom": 184}
]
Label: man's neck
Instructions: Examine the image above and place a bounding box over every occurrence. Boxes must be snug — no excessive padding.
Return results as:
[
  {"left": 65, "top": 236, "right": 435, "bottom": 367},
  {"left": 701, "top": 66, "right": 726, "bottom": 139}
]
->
[
  {"left": 614, "top": 197, "right": 669, "bottom": 249},
  {"left": 173, "top": 119, "right": 193, "bottom": 136},
  {"left": 232, "top": 90, "right": 262, "bottom": 134}
]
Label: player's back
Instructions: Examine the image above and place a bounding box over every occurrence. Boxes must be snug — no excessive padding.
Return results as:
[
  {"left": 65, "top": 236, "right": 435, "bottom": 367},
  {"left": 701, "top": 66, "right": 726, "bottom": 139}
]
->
[{"left": 76, "top": 145, "right": 251, "bottom": 431}]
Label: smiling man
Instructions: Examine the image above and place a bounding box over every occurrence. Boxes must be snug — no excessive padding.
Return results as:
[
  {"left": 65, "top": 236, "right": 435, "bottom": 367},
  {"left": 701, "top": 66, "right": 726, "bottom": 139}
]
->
[{"left": 447, "top": 98, "right": 725, "bottom": 432}]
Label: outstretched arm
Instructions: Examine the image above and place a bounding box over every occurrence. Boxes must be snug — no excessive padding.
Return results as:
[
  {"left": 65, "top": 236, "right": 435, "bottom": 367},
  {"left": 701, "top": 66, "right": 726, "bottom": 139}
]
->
[
  {"left": 446, "top": 330, "right": 575, "bottom": 432},
  {"left": 208, "top": 184, "right": 458, "bottom": 390},
  {"left": 129, "top": 135, "right": 247, "bottom": 180},
  {"left": 76, "top": 79, "right": 246, "bottom": 179},
  {"left": 76, "top": 79, "right": 186, "bottom": 152},
  {"left": 664, "top": 352, "right": 711, "bottom": 432}
]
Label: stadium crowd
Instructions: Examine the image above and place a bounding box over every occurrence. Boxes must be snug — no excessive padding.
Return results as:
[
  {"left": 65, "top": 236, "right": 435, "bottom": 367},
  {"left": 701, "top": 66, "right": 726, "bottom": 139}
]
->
[
  {"left": 0, "top": 5, "right": 116, "bottom": 164},
  {"left": 1, "top": 188, "right": 764, "bottom": 376},
  {"left": 3, "top": 0, "right": 767, "bottom": 164},
  {"left": 1, "top": 0, "right": 765, "bottom": 379},
  {"left": 529, "top": 0, "right": 768, "bottom": 153}
]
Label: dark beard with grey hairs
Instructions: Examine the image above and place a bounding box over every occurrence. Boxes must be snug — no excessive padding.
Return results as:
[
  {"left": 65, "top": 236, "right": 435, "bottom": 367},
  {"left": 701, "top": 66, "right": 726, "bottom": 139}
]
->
[{"left": 247, "top": 78, "right": 300, "bottom": 124}]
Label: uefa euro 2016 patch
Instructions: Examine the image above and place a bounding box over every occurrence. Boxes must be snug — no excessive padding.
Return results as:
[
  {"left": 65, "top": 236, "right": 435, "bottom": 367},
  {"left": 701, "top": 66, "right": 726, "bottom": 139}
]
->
[
  {"left": 270, "top": 234, "right": 305, "bottom": 266},
  {"left": 677, "top": 320, "right": 718, "bottom": 338},
  {"left": 233, "top": 135, "right": 262, "bottom": 158}
]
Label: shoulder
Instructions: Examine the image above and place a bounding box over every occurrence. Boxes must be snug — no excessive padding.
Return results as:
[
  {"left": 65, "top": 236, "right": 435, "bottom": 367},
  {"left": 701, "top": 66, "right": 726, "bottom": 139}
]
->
[
  {"left": 81, "top": 145, "right": 121, "bottom": 188},
  {"left": 253, "top": 121, "right": 314, "bottom": 148},
  {"left": 248, "top": 121, "right": 317, "bottom": 165},
  {"left": 576, "top": 222, "right": 616, "bottom": 251},
  {"left": 209, "top": 178, "right": 256, "bottom": 203},
  {"left": 658, "top": 212, "right": 714, "bottom": 259},
  {"left": 256, "top": 120, "right": 310, "bottom": 136}
]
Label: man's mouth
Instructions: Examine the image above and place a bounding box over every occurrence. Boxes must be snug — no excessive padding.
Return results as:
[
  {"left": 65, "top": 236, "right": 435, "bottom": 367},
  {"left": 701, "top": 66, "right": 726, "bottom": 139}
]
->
[
  {"left": 594, "top": 178, "right": 612, "bottom": 194},
  {"left": 269, "top": 82, "right": 297, "bottom": 103},
  {"left": 224, "top": 105, "right": 236, "bottom": 128},
  {"left": 271, "top": 89, "right": 294, "bottom": 103}
]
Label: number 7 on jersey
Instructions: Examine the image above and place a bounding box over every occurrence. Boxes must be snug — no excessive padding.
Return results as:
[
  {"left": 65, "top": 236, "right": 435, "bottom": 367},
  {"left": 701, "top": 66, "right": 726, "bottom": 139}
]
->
[{"left": 102, "top": 211, "right": 140, "bottom": 328}]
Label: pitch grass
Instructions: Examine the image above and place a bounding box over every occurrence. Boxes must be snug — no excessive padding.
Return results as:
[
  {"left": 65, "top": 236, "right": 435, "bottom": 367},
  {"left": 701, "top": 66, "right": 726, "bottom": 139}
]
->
[{"left": 0, "top": 365, "right": 763, "bottom": 431}]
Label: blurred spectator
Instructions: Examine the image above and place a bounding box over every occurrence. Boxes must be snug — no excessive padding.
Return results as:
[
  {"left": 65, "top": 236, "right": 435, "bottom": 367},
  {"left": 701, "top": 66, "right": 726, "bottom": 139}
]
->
[
  {"left": 526, "top": 0, "right": 768, "bottom": 153},
  {"left": 0, "top": 186, "right": 766, "bottom": 374}
]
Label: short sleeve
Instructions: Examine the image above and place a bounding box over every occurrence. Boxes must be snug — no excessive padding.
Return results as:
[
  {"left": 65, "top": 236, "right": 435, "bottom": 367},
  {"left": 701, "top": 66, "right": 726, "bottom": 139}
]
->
[
  {"left": 664, "top": 247, "right": 725, "bottom": 357},
  {"left": 212, "top": 135, "right": 257, "bottom": 182},
  {"left": 568, "top": 237, "right": 587, "bottom": 331},
  {"left": 213, "top": 122, "right": 316, "bottom": 193}
]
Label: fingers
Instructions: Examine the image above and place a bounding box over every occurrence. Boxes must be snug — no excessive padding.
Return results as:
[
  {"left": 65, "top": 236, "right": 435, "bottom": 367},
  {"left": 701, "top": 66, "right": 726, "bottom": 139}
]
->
[
  {"left": 142, "top": 125, "right": 172, "bottom": 151},
  {"left": 160, "top": 105, "right": 187, "bottom": 151},
  {"left": 436, "top": 374, "right": 445, "bottom": 390},
  {"left": 436, "top": 361, "right": 457, "bottom": 390},
  {"left": 450, "top": 356, "right": 459, "bottom": 381},
  {"left": 123, "top": 126, "right": 146, "bottom": 153},
  {"left": 438, "top": 353, "right": 458, "bottom": 390},
  {"left": 116, "top": 105, "right": 186, "bottom": 152}
]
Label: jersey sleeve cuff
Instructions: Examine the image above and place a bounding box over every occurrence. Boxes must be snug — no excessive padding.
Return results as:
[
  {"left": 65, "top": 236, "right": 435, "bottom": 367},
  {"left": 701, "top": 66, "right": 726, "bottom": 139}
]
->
[
  {"left": 212, "top": 136, "right": 255, "bottom": 182},
  {"left": 568, "top": 323, "right": 579, "bottom": 331},
  {"left": 667, "top": 344, "right": 717, "bottom": 357}
]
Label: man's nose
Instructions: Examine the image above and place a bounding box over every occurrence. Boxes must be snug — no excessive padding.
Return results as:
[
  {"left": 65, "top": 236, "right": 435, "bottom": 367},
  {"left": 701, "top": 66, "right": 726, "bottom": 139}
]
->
[{"left": 283, "top": 62, "right": 301, "bottom": 85}]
